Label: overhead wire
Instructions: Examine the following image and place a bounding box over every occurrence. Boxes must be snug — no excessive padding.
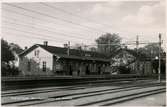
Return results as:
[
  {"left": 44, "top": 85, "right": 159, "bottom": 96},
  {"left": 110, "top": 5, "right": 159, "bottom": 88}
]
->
[
  {"left": 2, "top": 26, "right": 81, "bottom": 43},
  {"left": 2, "top": 31, "right": 65, "bottom": 44},
  {"left": 40, "top": 3, "right": 138, "bottom": 36},
  {"left": 5, "top": 3, "right": 107, "bottom": 33},
  {"left": 2, "top": 19, "right": 92, "bottom": 41},
  {"left": 4, "top": 4, "right": 140, "bottom": 46},
  {"left": 40, "top": 3, "right": 114, "bottom": 29},
  {"left": 3, "top": 3, "right": 160, "bottom": 49},
  {"left": 3, "top": 8, "right": 96, "bottom": 39}
]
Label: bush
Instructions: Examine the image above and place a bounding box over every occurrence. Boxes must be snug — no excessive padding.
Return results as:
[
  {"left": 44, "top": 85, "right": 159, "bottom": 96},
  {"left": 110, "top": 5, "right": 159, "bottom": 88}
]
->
[{"left": 1, "top": 65, "right": 21, "bottom": 76}]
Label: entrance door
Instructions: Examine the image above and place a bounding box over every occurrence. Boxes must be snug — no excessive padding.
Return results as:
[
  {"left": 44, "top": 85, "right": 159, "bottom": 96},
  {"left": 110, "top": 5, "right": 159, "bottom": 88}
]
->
[
  {"left": 86, "top": 65, "right": 90, "bottom": 75},
  {"left": 98, "top": 66, "right": 101, "bottom": 74},
  {"left": 69, "top": 65, "right": 72, "bottom": 75}
]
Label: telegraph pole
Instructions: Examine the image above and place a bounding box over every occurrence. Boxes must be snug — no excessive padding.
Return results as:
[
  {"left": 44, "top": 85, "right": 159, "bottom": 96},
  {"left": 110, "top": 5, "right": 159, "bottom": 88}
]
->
[
  {"left": 84, "top": 45, "right": 87, "bottom": 51},
  {"left": 158, "top": 33, "right": 161, "bottom": 83},
  {"left": 136, "top": 35, "right": 139, "bottom": 74},
  {"left": 108, "top": 40, "right": 111, "bottom": 53},
  {"left": 67, "top": 41, "right": 70, "bottom": 56}
]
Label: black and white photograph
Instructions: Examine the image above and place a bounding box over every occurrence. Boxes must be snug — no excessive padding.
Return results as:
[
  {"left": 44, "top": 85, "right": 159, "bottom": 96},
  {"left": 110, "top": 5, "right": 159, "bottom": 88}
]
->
[{"left": 1, "top": 0, "right": 166, "bottom": 106}]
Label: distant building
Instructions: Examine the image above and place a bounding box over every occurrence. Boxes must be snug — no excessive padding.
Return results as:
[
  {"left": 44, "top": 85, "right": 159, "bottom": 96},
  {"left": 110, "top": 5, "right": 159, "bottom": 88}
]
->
[
  {"left": 19, "top": 42, "right": 110, "bottom": 76},
  {"left": 110, "top": 48, "right": 156, "bottom": 75}
]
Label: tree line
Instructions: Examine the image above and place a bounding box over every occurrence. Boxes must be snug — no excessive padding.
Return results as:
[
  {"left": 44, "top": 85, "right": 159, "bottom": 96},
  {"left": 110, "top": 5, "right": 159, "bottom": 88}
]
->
[{"left": 73, "top": 33, "right": 165, "bottom": 58}]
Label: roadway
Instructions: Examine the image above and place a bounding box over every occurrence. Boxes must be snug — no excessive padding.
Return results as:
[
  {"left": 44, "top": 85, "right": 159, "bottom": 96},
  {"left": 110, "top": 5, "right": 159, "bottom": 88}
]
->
[{"left": 1, "top": 79, "right": 166, "bottom": 106}]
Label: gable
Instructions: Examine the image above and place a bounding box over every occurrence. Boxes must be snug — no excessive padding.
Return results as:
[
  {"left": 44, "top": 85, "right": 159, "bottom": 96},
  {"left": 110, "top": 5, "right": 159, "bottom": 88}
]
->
[
  {"left": 24, "top": 46, "right": 53, "bottom": 58},
  {"left": 19, "top": 45, "right": 53, "bottom": 57}
]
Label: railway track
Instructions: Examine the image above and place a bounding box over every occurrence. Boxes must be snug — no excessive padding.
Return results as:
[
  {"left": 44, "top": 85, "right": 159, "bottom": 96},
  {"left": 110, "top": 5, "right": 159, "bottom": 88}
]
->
[
  {"left": 78, "top": 87, "right": 165, "bottom": 106},
  {"left": 2, "top": 77, "right": 146, "bottom": 91},
  {"left": 2, "top": 74, "right": 155, "bottom": 91},
  {"left": 1, "top": 80, "right": 159, "bottom": 98},
  {"left": 2, "top": 79, "right": 165, "bottom": 106},
  {"left": 2, "top": 78, "right": 148, "bottom": 96}
]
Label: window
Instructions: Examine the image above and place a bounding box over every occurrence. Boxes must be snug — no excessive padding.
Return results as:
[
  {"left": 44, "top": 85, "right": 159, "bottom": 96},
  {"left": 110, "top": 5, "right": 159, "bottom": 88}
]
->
[
  {"left": 27, "top": 61, "right": 31, "bottom": 71},
  {"left": 34, "top": 50, "right": 40, "bottom": 57},
  {"left": 37, "top": 50, "right": 39, "bottom": 57},
  {"left": 42, "top": 61, "right": 46, "bottom": 72},
  {"left": 34, "top": 50, "right": 37, "bottom": 56}
]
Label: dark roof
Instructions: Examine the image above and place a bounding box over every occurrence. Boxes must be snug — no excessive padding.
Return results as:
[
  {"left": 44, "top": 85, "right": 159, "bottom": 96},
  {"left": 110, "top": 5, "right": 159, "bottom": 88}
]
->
[{"left": 19, "top": 44, "right": 110, "bottom": 62}]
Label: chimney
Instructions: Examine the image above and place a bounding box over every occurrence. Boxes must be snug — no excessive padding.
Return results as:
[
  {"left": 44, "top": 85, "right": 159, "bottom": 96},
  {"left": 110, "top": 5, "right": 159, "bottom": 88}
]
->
[
  {"left": 64, "top": 44, "right": 68, "bottom": 48},
  {"left": 63, "top": 42, "right": 70, "bottom": 56},
  {"left": 44, "top": 41, "right": 48, "bottom": 46},
  {"left": 25, "top": 46, "right": 28, "bottom": 50}
]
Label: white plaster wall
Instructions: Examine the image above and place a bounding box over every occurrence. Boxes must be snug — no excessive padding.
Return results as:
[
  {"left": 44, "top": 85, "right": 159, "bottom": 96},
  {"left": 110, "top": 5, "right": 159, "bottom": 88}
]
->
[{"left": 19, "top": 46, "right": 54, "bottom": 76}]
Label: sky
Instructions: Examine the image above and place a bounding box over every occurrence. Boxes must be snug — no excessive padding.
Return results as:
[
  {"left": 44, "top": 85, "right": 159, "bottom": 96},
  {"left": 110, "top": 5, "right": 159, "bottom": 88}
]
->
[{"left": 1, "top": 0, "right": 166, "bottom": 49}]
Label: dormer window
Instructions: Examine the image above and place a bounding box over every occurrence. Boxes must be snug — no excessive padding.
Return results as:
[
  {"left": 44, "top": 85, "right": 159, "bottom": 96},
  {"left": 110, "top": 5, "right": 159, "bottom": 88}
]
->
[{"left": 34, "top": 50, "right": 40, "bottom": 57}]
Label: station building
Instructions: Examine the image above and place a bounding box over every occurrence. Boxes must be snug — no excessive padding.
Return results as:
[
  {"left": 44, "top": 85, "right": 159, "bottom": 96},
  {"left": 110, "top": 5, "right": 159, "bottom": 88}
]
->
[{"left": 19, "top": 42, "right": 110, "bottom": 76}]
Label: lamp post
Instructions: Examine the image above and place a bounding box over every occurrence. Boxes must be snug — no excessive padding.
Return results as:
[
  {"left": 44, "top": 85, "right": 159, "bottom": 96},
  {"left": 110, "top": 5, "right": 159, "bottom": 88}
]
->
[
  {"left": 158, "top": 34, "right": 161, "bottom": 83},
  {"left": 155, "top": 56, "right": 160, "bottom": 83}
]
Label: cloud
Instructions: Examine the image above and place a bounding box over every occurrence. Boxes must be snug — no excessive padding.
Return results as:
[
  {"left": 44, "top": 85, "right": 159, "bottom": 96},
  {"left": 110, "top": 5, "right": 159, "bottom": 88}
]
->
[
  {"left": 122, "top": 1, "right": 165, "bottom": 28},
  {"left": 123, "top": 6, "right": 154, "bottom": 26},
  {"left": 90, "top": 2, "right": 122, "bottom": 15}
]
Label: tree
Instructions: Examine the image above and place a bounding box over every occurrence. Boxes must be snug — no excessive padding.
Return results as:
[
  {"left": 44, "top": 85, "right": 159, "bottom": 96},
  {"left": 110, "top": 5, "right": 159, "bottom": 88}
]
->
[
  {"left": 138, "top": 43, "right": 164, "bottom": 58},
  {"left": 9, "top": 43, "right": 23, "bottom": 54},
  {"left": 95, "top": 33, "right": 122, "bottom": 56},
  {"left": 1, "top": 39, "right": 22, "bottom": 76},
  {"left": 1, "top": 39, "right": 15, "bottom": 63}
]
